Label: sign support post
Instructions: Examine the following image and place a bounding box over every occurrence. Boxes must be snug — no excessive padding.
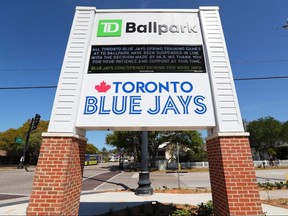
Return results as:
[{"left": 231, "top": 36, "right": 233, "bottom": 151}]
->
[
  {"left": 135, "top": 131, "right": 153, "bottom": 195},
  {"left": 206, "top": 134, "right": 263, "bottom": 215}
]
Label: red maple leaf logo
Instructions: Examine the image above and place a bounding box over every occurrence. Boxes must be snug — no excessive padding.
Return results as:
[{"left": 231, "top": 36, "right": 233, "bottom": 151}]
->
[{"left": 95, "top": 81, "right": 111, "bottom": 93}]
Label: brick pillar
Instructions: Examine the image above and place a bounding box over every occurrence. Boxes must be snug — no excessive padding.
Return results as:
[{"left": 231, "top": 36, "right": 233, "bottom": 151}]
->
[
  {"left": 206, "top": 135, "right": 263, "bottom": 216},
  {"left": 26, "top": 135, "right": 87, "bottom": 215}
]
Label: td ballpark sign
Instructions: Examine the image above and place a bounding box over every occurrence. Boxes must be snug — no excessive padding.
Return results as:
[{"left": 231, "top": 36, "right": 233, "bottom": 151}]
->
[
  {"left": 97, "top": 19, "right": 197, "bottom": 37},
  {"left": 48, "top": 7, "right": 243, "bottom": 136},
  {"left": 74, "top": 10, "right": 216, "bottom": 130}
]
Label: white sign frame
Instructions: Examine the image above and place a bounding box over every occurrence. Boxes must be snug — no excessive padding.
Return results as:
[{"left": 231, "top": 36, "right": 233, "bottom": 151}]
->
[{"left": 47, "top": 7, "right": 244, "bottom": 137}]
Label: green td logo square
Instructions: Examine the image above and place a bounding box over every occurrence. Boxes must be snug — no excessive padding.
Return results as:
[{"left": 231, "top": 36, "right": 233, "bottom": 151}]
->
[{"left": 97, "top": 20, "right": 122, "bottom": 37}]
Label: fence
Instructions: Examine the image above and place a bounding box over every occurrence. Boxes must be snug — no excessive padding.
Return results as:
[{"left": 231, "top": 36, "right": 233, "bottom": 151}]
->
[
  {"left": 156, "top": 160, "right": 288, "bottom": 170},
  {"left": 253, "top": 160, "right": 288, "bottom": 167},
  {"left": 123, "top": 160, "right": 288, "bottom": 170},
  {"left": 155, "top": 160, "right": 209, "bottom": 170}
]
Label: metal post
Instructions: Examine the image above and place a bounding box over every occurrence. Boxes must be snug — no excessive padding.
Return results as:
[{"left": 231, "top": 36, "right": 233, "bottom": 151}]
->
[
  {"left": 177, "top": 142, "right": 180, "bottom": 189},
  {"left": 17, "top": 118, "right": 34, "bottom": 169},
  {"left": 135, "top": 131, "right": 153, "bottom": 195}
]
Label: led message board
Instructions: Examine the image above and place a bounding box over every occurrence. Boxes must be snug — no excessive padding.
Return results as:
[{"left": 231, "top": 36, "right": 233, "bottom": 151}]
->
[{"left": 88, "top": 45, "right": 206, "bottom": 73}]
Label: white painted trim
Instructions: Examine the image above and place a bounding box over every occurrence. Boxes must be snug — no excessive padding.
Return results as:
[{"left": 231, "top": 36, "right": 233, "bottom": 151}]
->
[
  {"left": 206, "top": 132, "right": 250, "bottom": 140},
  {"left": 42, "top": 132, "right": 88, "bottom": 141}
]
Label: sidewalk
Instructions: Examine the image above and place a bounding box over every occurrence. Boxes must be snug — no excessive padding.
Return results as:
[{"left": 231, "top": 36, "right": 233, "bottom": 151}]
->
[{"left": 1, "top": 190, "right": 288, "bottom": 215}]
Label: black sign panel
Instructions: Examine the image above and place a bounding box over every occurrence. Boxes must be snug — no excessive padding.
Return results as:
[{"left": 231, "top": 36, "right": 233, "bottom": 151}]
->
[{"left": 88, "top": 45, "right": 206, "bottom": 73}]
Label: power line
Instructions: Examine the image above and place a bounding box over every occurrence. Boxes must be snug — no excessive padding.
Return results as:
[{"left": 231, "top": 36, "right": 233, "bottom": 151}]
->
[
  {"left": 234, "top": 75, "right": 288, "bottom": 81},
  {"left": 0, "top": 68, "right": 59, "bottom": 72},
  {"left": 0, "top": 75, "right": 287, "bottom": 90},
  {"left": 231, "top": 59, "right": 288, "bottom": 64},
  {"left": 0, "top": 57, "right": 287, "bottom": 72},
  {"left": 0, "top": 53, "right": 62, "bottom": 58},
  {"left": 0, "top": 86, "right": 57, "bottom": 90}
]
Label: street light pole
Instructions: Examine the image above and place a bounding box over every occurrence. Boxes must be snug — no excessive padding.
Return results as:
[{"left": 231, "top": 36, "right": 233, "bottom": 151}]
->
[{"left": 135, "top": 131, "right": 153, "bottom": 195}]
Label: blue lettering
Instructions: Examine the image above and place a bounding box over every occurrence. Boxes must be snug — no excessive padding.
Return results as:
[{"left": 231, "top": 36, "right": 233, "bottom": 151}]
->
[
  {"left": 161, "top": 96, "right": 180, "bottom": 114},
  {"left": 113, "top": 82, "right": 122, "bottom": 93},
  {"left": 177, "top": 95, "right": 192, "bottom": 114},
  {"left": 112, "top": 96, "right": 127, "bottom": 115},
  {"left": 99, "top": 96, "right": 110, "bottom": 114},
  {"left": 194, "top": 95, "right": 207, "bottom": 114},
  {"left": 180, "top": 82, "right": 193, "bottom": 93},
  {"left": 170, "top": 81, "right": 180, "bottom": 93},
  {"left": 137, "top": 81, "right": 145, "bottom": 93},
  {"left": 147, "top": 96, "right": 160, "bottom": 115},
  {"left": 112, "top": 81, "right": 193, "bottom": 94},
  {"left": 158, "top": 82, "right": 169, "bottom": 93},
  {"left": 145, "top": 81, "right": 157, "bottom": 93},
  {"left": 129, "top": 96, "right": 142, "bottom": 114},
  {"left": 123, "top": 82, "right": 135, "bottom": 93},
  {"left": 84, "top": 96, "right": 97, "bottom": 114}
]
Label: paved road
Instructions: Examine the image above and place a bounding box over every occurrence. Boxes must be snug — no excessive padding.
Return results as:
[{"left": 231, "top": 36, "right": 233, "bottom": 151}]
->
[
  {"left": 0, "top": 163, "right": 287, "bottom": 198},
  {"left": 0, "top": 168, "right": 35, "bottom": 195}
]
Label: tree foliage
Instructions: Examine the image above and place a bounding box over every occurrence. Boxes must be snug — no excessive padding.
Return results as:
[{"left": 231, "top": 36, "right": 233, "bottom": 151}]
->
[
  {"left": 106, "top": 131, "right": 142, "bottom": 162},
  {"left": 105, "top": 130, "right": 205, "bottom": 164},
  {"left": 280, "top": 121, "right": 288, "bottom": 143},
  {"left": 162, "top": 131, "right": 206, "bottom": 162},
  {"left": 0, "top": 119, "right": 49, "bottom": 164},
  {"left": 85, "top": 143, "right": 99, "bottom": 154},
  {"left": 247, "top": 116, "right": 282, "bottom": 157}
]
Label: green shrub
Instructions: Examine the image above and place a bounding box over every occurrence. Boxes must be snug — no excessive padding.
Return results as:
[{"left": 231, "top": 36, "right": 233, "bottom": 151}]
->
[
  {"left": 258, "top": 181, "right": 287, "bottom": 190},
  {"left": 170, "top": 209, "right": 191, "bottom": 216},
  {"left": 274, "top": 181, "right": 285, "bottom": 189},
  {"left": 263, "top": 182, "right": 273, "bottom": 190},
  {"left": 197, "top": 200, "right": 213, "bottom": 216}
]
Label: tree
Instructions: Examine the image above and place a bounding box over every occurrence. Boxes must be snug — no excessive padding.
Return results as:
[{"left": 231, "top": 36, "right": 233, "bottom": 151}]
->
[
  {"left": 25, "top": 120, "right": 49, "bottom": 165},
  {"left": 101, "top": 147, "right": 109, "bottom": 162},
  {"left": 164, "top": 131, "right": 206, "bottom": 162},
  {"left": 85, "top": 143, "right": 99, "bottom": 154},
  {"left": 148, "top": 131, "right": 167, "bottom": 166},
  {"left": 105, "top": 130, "right": 206, "bottom": 165},
  {"left": 0, "top": 128, "right": 20, "bottom": 152},
  {"left": 247, "top": 116, "right": 282, "bottom": 158},
  {"left": 280, "top": 121, "right": 288, "bottom": 143},
  {"left": 106, "top": 131, "right": 142, "bottom": 163},
  {"left": 0, "top": 119, "right": 49, "bottom": 164},
  {"left": 27, "top": 131, "right": 42, "bottom": 165}
]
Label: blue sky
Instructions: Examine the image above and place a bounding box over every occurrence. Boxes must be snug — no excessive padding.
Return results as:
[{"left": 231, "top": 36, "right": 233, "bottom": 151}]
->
[{"left": 0, "top": 0, "right": 287, "bottom": 150}]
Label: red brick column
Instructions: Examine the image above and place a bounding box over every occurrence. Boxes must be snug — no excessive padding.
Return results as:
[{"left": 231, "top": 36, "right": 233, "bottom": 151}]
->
[
  {"left": 26, "top": 135, "right": 87, "bottom": 215},
  {"left": 206, "top": 135, "right": 263, "bottom": 216}
]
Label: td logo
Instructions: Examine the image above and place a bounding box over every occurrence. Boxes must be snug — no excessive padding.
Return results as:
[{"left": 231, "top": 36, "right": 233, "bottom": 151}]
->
[{"left": 97, "top": 20, "right": 122, "bottom": 37}]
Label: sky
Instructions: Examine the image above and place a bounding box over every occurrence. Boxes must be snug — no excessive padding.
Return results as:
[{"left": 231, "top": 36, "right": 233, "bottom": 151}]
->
[{"left": 0, "top": 0, "right": 287, "bottom": 150}]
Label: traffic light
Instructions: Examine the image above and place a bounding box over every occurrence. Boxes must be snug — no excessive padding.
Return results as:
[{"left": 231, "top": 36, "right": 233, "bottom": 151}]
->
[{"left": 32, "top": 114, "right": 41, "bottom": 130}]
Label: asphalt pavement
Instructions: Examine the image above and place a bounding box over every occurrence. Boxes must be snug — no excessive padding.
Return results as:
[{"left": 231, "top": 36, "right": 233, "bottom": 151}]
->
[
  {"left": 1, "top": 188, "right": 288, "bottom": 215},
  {"left": 1, "top": 164, "right": 288, "bottom": 215}
]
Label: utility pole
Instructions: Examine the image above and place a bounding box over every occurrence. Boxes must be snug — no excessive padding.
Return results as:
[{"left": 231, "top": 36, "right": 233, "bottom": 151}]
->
[{"left": 17, "top": 114, "right": 41, "bottom": 169}]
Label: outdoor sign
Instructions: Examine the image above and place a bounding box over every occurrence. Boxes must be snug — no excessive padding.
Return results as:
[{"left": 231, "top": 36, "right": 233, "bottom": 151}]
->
[
  {"left": 48, "top": 7, "right": 244, "bottom": 134},
  {"left": 76, "top": 11, "right": 216, "bottom": 130},
  {"left": 15, "top": 138, "right": 23, "bottom": 144}
]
